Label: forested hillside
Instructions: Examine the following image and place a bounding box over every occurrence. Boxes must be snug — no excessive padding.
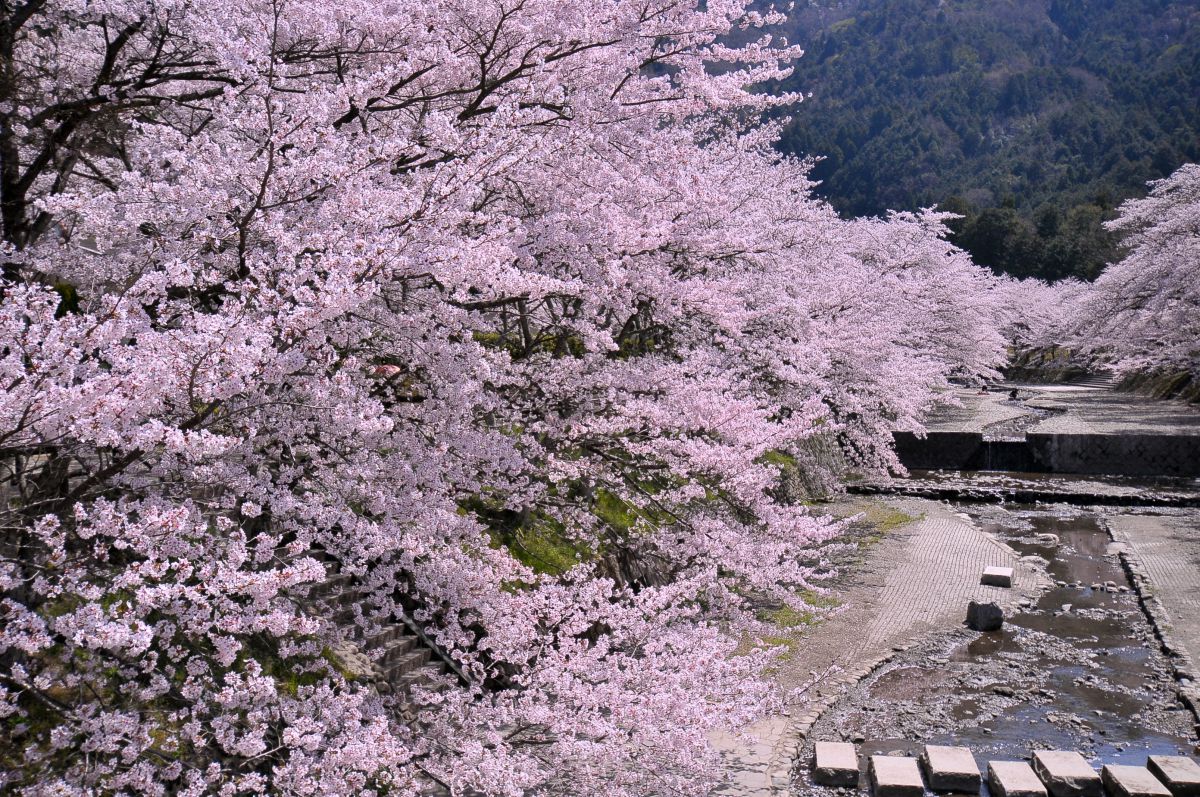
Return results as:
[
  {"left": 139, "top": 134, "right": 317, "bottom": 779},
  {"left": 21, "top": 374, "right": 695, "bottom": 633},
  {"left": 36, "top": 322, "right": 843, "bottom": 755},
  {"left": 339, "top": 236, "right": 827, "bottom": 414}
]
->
[{"left": 773, "top": 0, "right": 1200, "bottom": 281}]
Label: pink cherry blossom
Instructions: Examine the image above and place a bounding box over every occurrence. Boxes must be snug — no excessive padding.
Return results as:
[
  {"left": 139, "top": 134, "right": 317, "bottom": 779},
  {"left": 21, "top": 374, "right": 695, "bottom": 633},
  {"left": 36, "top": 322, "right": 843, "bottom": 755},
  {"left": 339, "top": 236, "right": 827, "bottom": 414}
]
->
[
  {"left": 1064, "top": 163, "right": 1200, "bottom": 377},
  {"left": 0, "top": 1, "right": 1019, "bottom": 793}
]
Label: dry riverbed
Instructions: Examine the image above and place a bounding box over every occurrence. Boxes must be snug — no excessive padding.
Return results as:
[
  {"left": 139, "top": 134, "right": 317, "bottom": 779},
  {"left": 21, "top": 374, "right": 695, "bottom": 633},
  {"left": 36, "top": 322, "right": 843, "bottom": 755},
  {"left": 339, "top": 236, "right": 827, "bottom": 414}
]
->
[{"left": 792, "top": 502, "right": 1200, "bottom": 794}]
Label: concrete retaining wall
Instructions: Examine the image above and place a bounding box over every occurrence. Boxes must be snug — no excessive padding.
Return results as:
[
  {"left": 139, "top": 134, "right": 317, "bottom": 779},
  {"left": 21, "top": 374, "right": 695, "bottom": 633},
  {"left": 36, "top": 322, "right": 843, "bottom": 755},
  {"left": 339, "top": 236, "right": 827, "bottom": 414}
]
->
[
  {"left": 893, "top": 432, "right": 981, "bottom": 470},
  {"left": 1027, "top": 433, "right": 1200, "bottom": 477},
  {"left": 895, "top": 431, "right": 1200, "bottom": 477}
]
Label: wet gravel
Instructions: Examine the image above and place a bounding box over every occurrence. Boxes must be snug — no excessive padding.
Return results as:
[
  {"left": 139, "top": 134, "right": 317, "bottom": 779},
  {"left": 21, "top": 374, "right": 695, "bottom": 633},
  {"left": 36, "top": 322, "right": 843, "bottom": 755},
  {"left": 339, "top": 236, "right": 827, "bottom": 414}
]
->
[{"left": 852, "top": 471, "right": 1200, "bottom": 508}]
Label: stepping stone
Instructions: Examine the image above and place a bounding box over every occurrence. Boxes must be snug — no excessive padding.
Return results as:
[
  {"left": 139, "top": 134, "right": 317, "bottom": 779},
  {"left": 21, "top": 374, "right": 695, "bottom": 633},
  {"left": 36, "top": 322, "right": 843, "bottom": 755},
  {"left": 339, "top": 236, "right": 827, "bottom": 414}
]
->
[
  {"left": 1147, "top": 756, "right": 1200, "bottom": 797},
  {"left": 982, "top": 566, "right": 1015, "bottom": 587},
  {"left": 921, "top": 744, "right": 981, "bottom": 793},
  {"left": 1031, "top": 750, "right": 1102, "bottom": 797},
  {"left": 870, "top": 755, "right": 925, "bottom": 797},
  {"left": 1103, "top": 765, "right": 1173, "bottom": 797},
  {"left": 989, "top": 761, "right": 1048, "bottom": 797},
  {"left": 813, "top": 741, "right": 859, "bottom": 787}
]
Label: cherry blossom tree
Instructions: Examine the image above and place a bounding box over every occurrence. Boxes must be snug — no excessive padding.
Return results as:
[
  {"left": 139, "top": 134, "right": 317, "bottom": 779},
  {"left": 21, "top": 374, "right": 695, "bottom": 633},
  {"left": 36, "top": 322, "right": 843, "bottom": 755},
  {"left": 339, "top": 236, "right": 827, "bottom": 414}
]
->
[
  {"left": 1066, "top": 164, "right": 1200, "bottom": 377},
  {"left": 992, "top": 275, "right": 1086, "bottom": 352},
  {"left": 1, "top": 1, "right": 1014, "bottom": 794}
]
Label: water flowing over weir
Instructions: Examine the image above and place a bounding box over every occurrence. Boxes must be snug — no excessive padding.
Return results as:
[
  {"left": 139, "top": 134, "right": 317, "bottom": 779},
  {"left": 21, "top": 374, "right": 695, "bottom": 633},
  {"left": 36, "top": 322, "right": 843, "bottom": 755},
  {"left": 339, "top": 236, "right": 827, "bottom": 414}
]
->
[{"left": 783, "top": 381, "right": 1200, "bottom": 796}]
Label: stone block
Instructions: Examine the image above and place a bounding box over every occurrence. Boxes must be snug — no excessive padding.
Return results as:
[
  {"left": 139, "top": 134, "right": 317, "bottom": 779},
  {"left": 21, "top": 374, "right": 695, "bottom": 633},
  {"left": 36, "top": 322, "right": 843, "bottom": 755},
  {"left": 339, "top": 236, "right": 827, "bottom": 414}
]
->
[
  {"left": 989, "top": 761, "right": 1048, "bottom": 797},
  {"left": 967, "top": 600, "right": 1004, "bottom": 631},
  {"left": 869, "top": 755, "right": 925, "bottom": 797},
  {"left": 921, "top": 744, "right": 981, "bottom": 793},
  {"left": 1103, "top": 765, "right": 1173, "bottom": 797},
  {"left": 1148, "top": 756, "right": 1200, "bottom": 796},
  {"left": 982, "top": 566, "right": 1015, "bottom": 587},
  {"left": 1031, "top": 750, "right": 1101, "bottom": 797},
  {"left": 813, "top": 741, "right": 859, "bottom": 787}
]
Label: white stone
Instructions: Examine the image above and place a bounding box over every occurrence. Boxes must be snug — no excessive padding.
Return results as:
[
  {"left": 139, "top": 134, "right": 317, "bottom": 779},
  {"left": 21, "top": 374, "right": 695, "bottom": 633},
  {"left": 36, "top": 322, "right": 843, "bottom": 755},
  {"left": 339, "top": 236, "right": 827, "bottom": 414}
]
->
[
  {"left": 990, "top": 761, "right": 1048, "bottom": 797},
  {"left": 1148, "top": 756, "right": 1200, "bottom": 797},
  {"left": 921, "top": 745, "right": 981, "bottom": 793},
  {"left": 982, "top": 565, "right": 1015, "bottom": 587},
  {"left": 870, "top": 755, "right": 925, "bottom": 797},
  {"left": 813, "top": 742, "right": 859, "bottom": 787},
  {"left": 1103, "top": 765, "right": 1173, "bottom": 797},
  {"left": 1031, "top": 750, "right": 1101, "bottom": 797}
]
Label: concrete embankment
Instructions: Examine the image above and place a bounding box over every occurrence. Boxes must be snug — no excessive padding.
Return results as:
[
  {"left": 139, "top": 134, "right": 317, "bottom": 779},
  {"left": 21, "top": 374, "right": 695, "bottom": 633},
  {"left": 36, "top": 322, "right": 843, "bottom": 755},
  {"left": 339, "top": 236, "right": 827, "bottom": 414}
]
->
[
  {"left": 893, "top": 430, "right": 1200, "bottom": 478},
  {"left": 893, "top": 383, "right": 1200, "bottom": 479}
]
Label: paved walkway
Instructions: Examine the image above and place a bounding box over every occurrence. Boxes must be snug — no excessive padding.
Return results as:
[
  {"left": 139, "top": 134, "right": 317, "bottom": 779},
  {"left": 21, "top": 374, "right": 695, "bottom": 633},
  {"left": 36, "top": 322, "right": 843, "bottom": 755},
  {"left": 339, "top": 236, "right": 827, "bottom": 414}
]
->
[
  {"left": 1107, "top": 513, "right": 1200, "bottom": 675},
  {"left": 713, "top": 499, "right": 1050, "bottom": 796}
]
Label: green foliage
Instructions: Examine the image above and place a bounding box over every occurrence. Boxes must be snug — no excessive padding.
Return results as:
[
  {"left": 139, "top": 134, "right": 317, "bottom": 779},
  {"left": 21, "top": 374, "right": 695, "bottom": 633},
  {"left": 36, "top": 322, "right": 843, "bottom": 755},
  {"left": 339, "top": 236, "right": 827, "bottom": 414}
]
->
[
  {"left": 497, "top": 487, "right": 669, "bottom": 575},
  {"left": 743, "top": 591, "right": 843, "bottom": 661},
  {"left": 463, "top": 493, "right": 596, "bottom": 576},
  {"left": 772, "top": 0, "right": 1200, "bottom": 281},
  {"left": 593, "top": 487, "right": 641, "bottom": 531},
  {"left": 249, "top": 635, "right": 329, "bottom": 693},
  {"left": 52, "top": 281, "right": 80, "bottom": 317},
  {"left": 319, "top": 647, "right": 361, "bottom": 685},
  {"left": 861, "top": 504, "right": 921, "bottom": 533},
  {"left": 764, "top": 591, "right": 841, "bottom": 628},
  {"left": 756, "top": 449, "right": 799, "bottom": 469},
  {"left": 824, "top": 499, "right": 922, "bottom": 549},
  {"left": 509, "top": 523, "right": 592, "bottom": 575}
]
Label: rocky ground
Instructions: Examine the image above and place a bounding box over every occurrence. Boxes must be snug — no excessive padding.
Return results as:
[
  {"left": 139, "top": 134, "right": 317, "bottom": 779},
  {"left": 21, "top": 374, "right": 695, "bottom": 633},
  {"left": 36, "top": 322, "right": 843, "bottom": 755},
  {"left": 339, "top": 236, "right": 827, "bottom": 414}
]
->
[
  {"left": 790, "top": 501, "right": 1200, "bottom": 795},
  {"left": 714, "top": 497, "right": 1046, "bottom": 796}
]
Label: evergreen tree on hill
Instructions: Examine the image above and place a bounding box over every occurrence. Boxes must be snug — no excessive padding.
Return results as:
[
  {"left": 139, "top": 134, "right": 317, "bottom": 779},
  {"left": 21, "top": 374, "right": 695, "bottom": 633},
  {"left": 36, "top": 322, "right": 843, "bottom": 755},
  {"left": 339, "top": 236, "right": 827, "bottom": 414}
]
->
[{"left": 772, "top": 0, "right": 1200, "bottom": 281}]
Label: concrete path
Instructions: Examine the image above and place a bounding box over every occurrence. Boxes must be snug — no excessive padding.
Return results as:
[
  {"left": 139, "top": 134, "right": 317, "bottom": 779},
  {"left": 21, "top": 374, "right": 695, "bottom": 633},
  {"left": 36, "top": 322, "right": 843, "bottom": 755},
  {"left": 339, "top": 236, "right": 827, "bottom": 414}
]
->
[
  {"left": 1107, "top": 513, "right": 1200, "bottom": 676},
  {"left": 713, "top": 499, "right": 1050, "bottom": 796}
]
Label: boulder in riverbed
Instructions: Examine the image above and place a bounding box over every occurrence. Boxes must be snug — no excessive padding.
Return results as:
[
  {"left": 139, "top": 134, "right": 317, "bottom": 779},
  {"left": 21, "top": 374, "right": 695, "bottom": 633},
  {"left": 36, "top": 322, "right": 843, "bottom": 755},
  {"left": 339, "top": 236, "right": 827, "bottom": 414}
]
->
[{"left": 967, "top": 601, "right": 1004, "bottom": 631}]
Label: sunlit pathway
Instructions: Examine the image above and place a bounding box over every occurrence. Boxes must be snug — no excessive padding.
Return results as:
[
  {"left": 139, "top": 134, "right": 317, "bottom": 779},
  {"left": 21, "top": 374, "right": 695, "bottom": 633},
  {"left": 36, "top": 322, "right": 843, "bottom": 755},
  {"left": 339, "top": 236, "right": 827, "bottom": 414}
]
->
[{"left": 1108, "top": 513, "right": 1200, "bottom": 690}]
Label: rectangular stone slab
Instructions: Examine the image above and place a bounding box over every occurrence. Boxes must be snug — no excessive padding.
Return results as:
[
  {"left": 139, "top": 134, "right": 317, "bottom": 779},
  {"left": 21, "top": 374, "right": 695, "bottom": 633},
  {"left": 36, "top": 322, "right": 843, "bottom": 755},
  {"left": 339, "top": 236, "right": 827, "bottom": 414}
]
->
[
  {"left": 870, "top": 755, "right": 925, "bottom": 797},
  {"left": 921, "top": 744, "right": 981, "bottom": 793},
  {"left": 1148, "top": 756, "right": 1200, "bottom": 797},
  {"left": 981, "top": 565, "right": 1015, "bottom": 587},
  {"left": 813, "top": 741, "right": 859, "bottom": 787},
  {"left": 989, "top": 761, "right": 1049, "bottom": 797},
  {"left": 1103, "top": 765, "right": 1173, "bottom": 797},
  {"left": 1032, "top": 750, "right": 1102, "bottom": 797}
]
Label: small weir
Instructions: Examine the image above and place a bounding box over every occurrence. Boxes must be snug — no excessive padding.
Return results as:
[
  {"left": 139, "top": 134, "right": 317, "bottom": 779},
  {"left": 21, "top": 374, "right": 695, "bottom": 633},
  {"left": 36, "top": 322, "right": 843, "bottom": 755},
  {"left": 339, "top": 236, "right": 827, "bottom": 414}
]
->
[
  {"left": 892, "top": 430, "right": 1200, "bottom": 478},
  {"left": 850, "top": 470, "right": 1200, "bottom": 507},
  {"left": 891, "top": 383, "right": 1200, "bottom": 479}
]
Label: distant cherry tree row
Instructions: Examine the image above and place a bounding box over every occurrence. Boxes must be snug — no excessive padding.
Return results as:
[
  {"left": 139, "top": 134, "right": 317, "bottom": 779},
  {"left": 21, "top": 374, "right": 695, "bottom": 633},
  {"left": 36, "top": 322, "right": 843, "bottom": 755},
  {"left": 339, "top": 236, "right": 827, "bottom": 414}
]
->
[
  {"left": 1067, "top": 164, "right": 1200, "bottom": 380},
  {"left": 1014, "top": 163, "right": 1200, "bottom": 385}
]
